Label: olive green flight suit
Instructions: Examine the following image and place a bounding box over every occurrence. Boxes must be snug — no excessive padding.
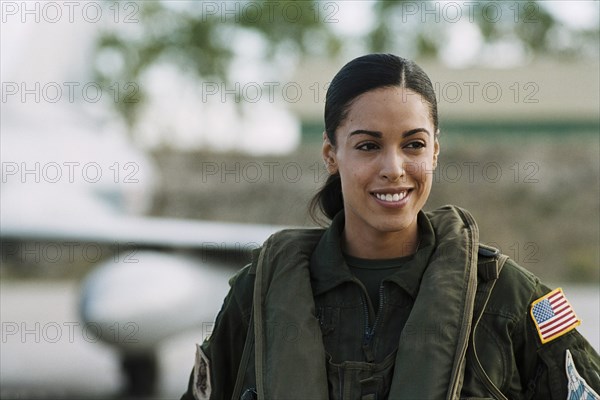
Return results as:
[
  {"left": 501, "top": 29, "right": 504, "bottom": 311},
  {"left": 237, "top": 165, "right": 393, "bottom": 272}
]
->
[{"left": 182, "top": 205, "right": 600, "bottom": 399}]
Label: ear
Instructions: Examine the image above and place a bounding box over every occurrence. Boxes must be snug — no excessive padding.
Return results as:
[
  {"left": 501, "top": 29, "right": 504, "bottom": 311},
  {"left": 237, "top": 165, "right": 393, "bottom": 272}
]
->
[{"left": 322, "top": 132, "right": 338, "bottom": 174}]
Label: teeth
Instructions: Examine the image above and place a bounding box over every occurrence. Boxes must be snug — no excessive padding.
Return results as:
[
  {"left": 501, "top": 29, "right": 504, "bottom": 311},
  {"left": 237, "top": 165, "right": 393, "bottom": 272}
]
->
[{"left": 375, "top": 191, "right": 407, "bottom": 202}]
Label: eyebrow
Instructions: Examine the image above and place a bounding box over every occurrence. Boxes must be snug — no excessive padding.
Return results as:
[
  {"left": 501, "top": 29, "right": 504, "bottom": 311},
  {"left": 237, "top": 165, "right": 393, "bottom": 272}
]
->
[{"left": 348, "top": 128, "right": 430, "bottom": 138}]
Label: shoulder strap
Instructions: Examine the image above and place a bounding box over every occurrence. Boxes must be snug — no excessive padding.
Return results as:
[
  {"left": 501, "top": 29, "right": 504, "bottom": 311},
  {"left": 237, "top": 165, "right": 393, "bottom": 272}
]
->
[
  {"left": 232, "top": 312, "right": 254, "bottom": 400},
  {"left": 390, "top": 205, "right": 481, "bottom": 400},
  {"left": 252, "top": 229, "right": 328, "bottom": 400},
  {"left": 477, "top": 243, "right": 508, "bottom": 281},
  {"left": 468, "top": 244, "right": 509, "bottom": 400}
]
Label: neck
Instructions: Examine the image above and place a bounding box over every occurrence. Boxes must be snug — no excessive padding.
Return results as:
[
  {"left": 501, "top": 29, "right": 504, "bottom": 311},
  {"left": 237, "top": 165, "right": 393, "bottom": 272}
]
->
[{"left": 342, "top": 220, "right": 419, "bottom": 259}]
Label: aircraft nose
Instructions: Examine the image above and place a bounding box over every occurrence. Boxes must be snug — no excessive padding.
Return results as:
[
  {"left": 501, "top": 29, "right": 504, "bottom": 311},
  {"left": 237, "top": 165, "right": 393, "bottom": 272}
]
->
[{"left": 79, "top": 251, "right": 231, "bottom": 350}]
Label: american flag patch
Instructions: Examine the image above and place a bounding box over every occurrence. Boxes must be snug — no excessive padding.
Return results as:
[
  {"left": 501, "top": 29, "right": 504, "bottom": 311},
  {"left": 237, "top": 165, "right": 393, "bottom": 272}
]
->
[{"left": 530, "top": 288, "right": 581, "bottom": 344}]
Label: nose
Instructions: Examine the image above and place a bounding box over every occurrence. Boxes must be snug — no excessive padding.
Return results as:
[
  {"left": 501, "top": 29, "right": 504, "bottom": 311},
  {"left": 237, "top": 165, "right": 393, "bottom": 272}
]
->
[{"left": 379, "top": 149, "right": 405, "bottom": 182}]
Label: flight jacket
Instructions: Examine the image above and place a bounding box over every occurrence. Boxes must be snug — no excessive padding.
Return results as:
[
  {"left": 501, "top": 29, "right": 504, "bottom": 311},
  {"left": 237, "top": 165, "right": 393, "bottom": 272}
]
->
[{"left": 182, "top": 205, "right": 600, "bottom": 400}]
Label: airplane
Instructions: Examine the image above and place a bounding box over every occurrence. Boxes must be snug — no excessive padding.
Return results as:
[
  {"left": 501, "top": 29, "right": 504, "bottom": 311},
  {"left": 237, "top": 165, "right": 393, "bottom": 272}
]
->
[
  {"left": 0, "top": 86, "right": 290, "bottom": 398},
  {"left": 1, "top": 199, "right": 286, "bottom": 396},
  {"left": 0, "top": 12, "right": 295, "bottom": 398},
  {"left": 0, "top": 87, "right": 289, "bottom": 396}
]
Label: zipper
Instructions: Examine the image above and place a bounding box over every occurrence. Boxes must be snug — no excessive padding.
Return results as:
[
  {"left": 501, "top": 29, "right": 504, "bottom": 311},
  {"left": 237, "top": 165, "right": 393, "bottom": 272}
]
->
[
  {"left": 362, "top": 283, "right": 386, "bottom": 346},
  {"left": 351, "top": 277, "right": 374, "bottom": 345},
  {"left": 361, "top": 291, "right": 371, "bottom": 344}
]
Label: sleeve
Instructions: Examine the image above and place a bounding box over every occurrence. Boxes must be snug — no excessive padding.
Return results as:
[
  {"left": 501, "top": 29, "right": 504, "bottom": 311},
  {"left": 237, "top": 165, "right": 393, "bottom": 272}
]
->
[
  {"left": 514, "top": 282, "right": 600, "bottom": 400},
  {"left": 181, "top": 265, "right": 254, "bottom": 400}
]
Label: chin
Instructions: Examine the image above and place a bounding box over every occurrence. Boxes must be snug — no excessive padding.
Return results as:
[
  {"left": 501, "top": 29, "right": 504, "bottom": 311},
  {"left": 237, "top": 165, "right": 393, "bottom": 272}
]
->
[{"left": 373, "top": 217, "right": 413, "bottom": 233}]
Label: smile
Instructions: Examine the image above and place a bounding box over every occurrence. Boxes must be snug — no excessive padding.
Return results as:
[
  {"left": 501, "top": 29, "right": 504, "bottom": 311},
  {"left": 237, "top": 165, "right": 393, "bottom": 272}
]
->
[{"left": 374, "top": 192, "right": 408, "bottom": 202}]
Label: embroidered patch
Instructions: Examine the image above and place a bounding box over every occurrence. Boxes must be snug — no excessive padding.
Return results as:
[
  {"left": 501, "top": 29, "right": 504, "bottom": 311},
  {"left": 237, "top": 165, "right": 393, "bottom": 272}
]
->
[
  {"left": 193, "top": 344, "right": 211, "bottom": 400},
  {"left": 566, "top": 349, "right": 600, "bottom": 400},
  {"left": 530, "top": 288, "right": 580, "bottom": 344}
]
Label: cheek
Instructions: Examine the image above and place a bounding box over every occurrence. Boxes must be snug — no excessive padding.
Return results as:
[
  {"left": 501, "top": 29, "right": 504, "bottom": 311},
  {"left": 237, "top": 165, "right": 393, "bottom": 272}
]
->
[
  {"left": 339, "top": 162, "right": 370, "bottom": 193},
  {"left": 411, "top": 157, "right": 435, "bottom": 185},
  {"left": 352, "top": 163, "right": 374, "bottom": 185},
  {"left": 341, "top": 169, "right": 361, "bottom": 193}
]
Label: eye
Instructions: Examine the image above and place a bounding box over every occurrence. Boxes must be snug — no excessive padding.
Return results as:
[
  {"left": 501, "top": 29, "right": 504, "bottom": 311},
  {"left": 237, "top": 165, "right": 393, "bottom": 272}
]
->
[
  {"left": 356, "top": 142, "right": 380, "bottom": 151},
  {"left": 405, "top": 141, "right": 426, "bottom": 150}
]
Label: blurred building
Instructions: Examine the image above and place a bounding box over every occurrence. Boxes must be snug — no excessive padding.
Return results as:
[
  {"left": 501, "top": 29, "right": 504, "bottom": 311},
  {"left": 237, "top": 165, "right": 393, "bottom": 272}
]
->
[{"left": 289, "top": 58, "right": 600, "bottom": 139}]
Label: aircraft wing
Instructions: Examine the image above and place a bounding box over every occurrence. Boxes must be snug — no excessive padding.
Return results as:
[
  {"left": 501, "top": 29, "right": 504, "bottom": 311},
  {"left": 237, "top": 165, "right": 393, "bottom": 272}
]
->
[
  {"left": 0, "top": 212, "right": 295, "bottom": 349},
  {"left": 1, "top": 214, "right": 288, "bottom": 251}
]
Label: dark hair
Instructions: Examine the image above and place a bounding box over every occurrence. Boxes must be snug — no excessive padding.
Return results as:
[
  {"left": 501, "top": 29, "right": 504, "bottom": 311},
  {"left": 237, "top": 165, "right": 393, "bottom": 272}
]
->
[{"left": 309, "top": 54, "right": 439, "bottom": 223}]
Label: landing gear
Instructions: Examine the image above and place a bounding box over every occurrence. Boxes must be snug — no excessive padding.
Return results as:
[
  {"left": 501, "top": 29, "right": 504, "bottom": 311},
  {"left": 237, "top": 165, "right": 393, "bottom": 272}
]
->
[{"left": 120, "top": 352, "right": 158, "bottom": 398}]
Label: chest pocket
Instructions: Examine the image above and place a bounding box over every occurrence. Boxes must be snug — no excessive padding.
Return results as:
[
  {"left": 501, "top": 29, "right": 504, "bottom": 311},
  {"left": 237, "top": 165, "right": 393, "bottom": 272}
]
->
[
  {"left": 314, "top": 285, "right": 369, "bottom": 364},
  {"left": 317, "top": 306, "right": 339, "bottom": 334},
  {"left": 325, "top": 350, "right": 396, "bottom": 400},
  {"left": 317, "top": 306, "right": 341, "bottom": 347}
]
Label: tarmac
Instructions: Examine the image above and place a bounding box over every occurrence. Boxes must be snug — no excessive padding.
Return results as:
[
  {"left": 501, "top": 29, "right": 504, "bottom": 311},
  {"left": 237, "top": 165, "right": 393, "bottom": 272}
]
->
[
  {"left": 1, "top": 280, "right": 598, "bottom": 399},
  {"left": 1, "top": 280, "right": 202, "bottom": 400}
]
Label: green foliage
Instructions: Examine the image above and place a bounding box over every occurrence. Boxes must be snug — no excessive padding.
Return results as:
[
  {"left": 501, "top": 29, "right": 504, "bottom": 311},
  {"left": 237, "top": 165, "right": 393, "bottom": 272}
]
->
[
  {"left": 94, "top": 1, "right": 343, "bottom": 127},
  {"left": 93, "top": 0, "right": 598, "bottom": 130},
  {"left": 367, "top": 1, "right": 596, "bottom": 60}
]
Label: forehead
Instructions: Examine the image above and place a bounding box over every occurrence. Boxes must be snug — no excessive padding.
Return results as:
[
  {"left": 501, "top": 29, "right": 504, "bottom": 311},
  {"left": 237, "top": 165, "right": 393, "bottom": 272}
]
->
[{"left": 340, "top": 86, "right": 433, "bottom": 133}]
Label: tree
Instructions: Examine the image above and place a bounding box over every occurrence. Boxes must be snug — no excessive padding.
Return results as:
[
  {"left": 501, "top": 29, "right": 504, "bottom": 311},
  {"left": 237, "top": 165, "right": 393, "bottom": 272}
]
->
[{"left": 93, "top": 0, "right": 598, "bottom": 133}]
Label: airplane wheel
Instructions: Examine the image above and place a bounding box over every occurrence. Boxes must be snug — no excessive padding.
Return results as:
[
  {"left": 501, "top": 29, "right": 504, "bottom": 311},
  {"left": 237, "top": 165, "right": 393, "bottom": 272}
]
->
[{"left": 121, "top": 352, "right": 157, "bottom": 398}]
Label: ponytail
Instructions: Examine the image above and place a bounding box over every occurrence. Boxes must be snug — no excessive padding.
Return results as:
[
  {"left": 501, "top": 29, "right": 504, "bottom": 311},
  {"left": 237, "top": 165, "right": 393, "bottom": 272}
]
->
[{"left": 309, "top": 173, "right": 343, "bottom": 225}]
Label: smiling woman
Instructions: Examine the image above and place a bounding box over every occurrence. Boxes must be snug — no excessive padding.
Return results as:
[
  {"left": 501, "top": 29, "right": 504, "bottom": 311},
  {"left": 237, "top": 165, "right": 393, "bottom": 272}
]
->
[
  {"left": 181, "top": 54, "right": 600, "bottom": 400},
  {"left": 320, "top": 86, "right": 438, "bottom": 259}
]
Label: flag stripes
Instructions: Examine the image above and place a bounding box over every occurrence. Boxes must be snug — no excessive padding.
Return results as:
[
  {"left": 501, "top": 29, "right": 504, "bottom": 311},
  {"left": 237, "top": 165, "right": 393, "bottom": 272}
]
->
[{"left": 530, "top": 288, "right": 580, "bottom": 344}]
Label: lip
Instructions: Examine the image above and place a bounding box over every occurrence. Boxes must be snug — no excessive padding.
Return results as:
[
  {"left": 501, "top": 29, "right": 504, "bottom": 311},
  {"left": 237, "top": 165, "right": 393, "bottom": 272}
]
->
[{"left": 370, "top": 189, "right": 412, "bottom": 209}]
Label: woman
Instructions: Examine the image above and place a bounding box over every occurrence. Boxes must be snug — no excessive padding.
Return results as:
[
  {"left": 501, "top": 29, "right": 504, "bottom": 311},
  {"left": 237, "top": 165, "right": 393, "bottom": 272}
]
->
[{"left": 182, "top": 54, "right": 600, "bottom": 399}]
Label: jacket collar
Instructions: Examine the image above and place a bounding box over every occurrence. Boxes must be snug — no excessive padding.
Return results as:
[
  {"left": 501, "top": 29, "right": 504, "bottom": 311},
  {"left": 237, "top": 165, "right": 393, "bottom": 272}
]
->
[{"left": 309, "top": 210, "right": 436, "bottom": 298}]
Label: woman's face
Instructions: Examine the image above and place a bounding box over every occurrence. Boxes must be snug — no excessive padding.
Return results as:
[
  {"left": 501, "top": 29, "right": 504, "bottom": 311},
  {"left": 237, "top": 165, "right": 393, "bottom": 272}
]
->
[{"left": 323, "top": 86, "right": 439, "bottom": 244}]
